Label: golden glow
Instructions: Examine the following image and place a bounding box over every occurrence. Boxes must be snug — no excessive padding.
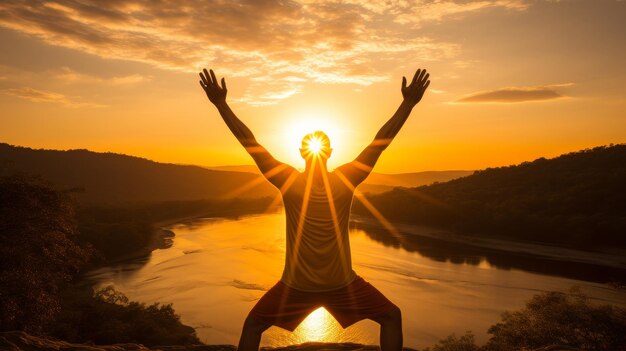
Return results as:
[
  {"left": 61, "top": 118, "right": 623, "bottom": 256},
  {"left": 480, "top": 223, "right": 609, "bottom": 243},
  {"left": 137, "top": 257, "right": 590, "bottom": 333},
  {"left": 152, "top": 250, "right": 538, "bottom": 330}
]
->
[
  {"left": 2, "top": 1, "right": 625, "bottom": 174},
  {"left": 307, "top": 137, "right": 323, "bottom": 154},
  {"left": 282, "top": 113, "right": 348, "bottom": 167},
  {"left": 291, "top": 307, "right": 342, "bottom": 343}
]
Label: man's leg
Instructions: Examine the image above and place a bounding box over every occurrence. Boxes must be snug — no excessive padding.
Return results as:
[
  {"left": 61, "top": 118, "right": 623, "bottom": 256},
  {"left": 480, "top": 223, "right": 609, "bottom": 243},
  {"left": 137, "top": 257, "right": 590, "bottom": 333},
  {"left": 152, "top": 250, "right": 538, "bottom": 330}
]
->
[
  {"left": 237, "top": 315, "right": 271, "bottom": 351},
  {"left": 371, "top": 305, "right": 403, "bottom": 351},
  {"left": 325, "top": 277, "right": 403, "bottom": 351}
]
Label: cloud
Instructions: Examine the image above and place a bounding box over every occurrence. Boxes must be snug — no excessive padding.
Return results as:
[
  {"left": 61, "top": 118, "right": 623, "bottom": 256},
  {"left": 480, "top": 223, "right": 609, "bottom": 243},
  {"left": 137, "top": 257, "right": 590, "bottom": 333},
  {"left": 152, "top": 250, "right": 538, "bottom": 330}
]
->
[
  {"left": 456, "top": 84, "right": 572, "bottom": 103},
  {"left": 393, "top": 0, "right": 527, "bottom": 25},
  {"left": 0, "top": 0, "right": 529, "bottom": 105},
  {"left": 3, "top": 87, "right": 105, "bottom": 107},
  {"left": 55, "top": 67, "right": 149, "bottom": 85}
]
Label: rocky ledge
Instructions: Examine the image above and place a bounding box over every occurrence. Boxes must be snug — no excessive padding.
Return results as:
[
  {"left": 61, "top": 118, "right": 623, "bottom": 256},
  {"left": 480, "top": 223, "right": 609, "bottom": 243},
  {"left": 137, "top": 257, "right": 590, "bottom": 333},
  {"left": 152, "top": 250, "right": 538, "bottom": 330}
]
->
[
  {"left": 0, "top": 331, "right": 581, "bottom": 351},
  {"left": 0, "top": 332, "right": 396, "bottom": 351}
]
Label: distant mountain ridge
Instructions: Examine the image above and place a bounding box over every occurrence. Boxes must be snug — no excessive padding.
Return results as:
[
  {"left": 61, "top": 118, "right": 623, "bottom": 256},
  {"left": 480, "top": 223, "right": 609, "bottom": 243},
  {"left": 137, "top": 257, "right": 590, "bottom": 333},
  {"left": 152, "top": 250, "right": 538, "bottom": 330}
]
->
[
  {"left": 208, "top": 165, "right": 473, "bottom": 193},
  {"left": 0, "top": 143, "right": 470, "bottom": 204},
  {"left": 0, "top": 143, "right": 276, "bottom": 204}
]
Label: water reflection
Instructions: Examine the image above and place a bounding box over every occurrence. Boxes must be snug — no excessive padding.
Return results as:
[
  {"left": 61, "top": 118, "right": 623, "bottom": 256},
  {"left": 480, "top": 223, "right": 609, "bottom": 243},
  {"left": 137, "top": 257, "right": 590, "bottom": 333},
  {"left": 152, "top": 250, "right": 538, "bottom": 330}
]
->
[
  {"left": 292, "top": 308, "right": 341, "bottom": 343},
  {"left": 353, "top": 219, "right": 626, "bottom": 284}
]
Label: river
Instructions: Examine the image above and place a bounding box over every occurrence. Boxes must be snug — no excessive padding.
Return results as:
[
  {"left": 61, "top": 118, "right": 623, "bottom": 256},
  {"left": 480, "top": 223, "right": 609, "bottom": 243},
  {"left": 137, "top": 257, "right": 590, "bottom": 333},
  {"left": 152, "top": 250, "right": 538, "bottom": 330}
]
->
[{"left": 83, "top": 212, "right": 625, "bottom": 349}]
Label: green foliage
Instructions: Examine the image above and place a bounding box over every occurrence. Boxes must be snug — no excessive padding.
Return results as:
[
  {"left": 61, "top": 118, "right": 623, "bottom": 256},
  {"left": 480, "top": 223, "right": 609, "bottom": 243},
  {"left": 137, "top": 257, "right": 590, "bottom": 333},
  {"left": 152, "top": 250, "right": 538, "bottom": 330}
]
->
[
  {"left": 0, "top": 175, "right": 92, "bottom": 332},
  {"left": 485, "top": 288, "right": 626, "bottom": 351},
  {"left": 357, "top": 145, "right": 626, "bottom": 248},
  {"left": 53, "top": 285, "right": 200, "bottom": 346}
]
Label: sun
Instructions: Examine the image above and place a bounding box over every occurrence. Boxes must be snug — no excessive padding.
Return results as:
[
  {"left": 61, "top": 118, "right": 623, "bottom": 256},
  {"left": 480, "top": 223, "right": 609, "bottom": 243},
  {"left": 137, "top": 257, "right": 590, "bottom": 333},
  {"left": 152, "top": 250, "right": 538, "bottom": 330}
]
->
[
  {"left": 281, "top": 113, "right": 347, "bottom": 167},
  {"left": 306, "top": 137, "right": 323, "bottom": 154}
]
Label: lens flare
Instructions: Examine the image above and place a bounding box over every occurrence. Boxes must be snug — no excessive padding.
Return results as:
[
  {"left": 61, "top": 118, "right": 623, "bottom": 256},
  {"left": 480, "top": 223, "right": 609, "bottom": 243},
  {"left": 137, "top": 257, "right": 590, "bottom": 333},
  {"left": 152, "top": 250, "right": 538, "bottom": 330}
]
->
[{"left": 307, "top": 137, "right": 323, "bottom": 154}]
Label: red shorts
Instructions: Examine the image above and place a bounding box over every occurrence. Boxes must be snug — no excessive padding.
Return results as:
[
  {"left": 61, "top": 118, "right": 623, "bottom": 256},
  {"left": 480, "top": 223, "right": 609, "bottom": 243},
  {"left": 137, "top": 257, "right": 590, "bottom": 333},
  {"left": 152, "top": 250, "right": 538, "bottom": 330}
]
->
[{"left": 248, "top": 276, "right": 397, "bottom": 331}]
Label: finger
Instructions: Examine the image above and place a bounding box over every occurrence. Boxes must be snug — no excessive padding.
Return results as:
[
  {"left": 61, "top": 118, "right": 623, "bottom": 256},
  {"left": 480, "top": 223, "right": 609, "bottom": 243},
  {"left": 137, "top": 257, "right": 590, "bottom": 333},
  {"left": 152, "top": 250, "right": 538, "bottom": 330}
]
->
[
  {"left": 402, "top": 76, "right": 407, "bottom": 90},
  {"left": 203, "top": 69, "right": 212, "bottom": 84},
  {"left": 412, "top": 69, "right": 421, "bottom": 84},
  {"left": 417, "top": 69, "right": 427, "bottom": 84},
  {"left": 210, "top": 69, "right": 218, "bottom": 86},
  {"left": 423, "top": 80, "right": 430, "bottom": 91},
  {"left": 420, "top": 73, "right": 430, "bottom": 86},
  {"left": 199, "top": 72, "right": 209, "bottom": 85},
  {"left": 199, "top": 80, "right": 207, "bottom": 89},
  {"left": 221, "top": 77, "right": 227, "bottom": 91}
]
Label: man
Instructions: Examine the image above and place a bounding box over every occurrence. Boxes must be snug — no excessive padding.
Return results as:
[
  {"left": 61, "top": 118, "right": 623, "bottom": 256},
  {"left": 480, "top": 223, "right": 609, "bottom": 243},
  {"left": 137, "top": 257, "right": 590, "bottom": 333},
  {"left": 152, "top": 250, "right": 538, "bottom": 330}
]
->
[{"left": 199, "top": 67, "right": 430, "bottom": 351}]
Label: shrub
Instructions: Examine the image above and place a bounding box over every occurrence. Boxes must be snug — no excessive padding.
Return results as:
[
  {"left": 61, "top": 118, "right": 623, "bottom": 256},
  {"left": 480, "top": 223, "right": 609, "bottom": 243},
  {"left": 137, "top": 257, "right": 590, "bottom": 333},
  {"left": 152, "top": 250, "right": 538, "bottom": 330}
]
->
[
  {"left": 485, "top": 288, "right": 626, "bottom": 351},
  {"left": 53, "top": 285, "right": 200, "bottom": 346},
  {"left": 422, "top": 332, "right": 480, "bottom": 351}
]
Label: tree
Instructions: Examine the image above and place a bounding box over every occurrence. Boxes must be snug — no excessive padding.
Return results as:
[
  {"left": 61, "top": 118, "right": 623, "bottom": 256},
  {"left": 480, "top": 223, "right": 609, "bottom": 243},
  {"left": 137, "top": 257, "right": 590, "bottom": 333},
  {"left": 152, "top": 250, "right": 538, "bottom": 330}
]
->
[
  {"left": 0, "top": 175, "right": 91, "bottom": 332},
  {"left": 486, "top": 288, "right": 626, "bottom": 351}
]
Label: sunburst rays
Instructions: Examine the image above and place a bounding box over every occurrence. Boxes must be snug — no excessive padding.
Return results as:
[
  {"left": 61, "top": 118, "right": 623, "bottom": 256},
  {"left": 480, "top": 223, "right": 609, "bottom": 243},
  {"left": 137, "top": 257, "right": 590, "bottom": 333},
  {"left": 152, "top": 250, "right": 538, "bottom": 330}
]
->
[
  {"left": 263, "top": 169, "right": 300, "bottom": 212},
  {"left": 319, "top": 163, "right": 351, "bottom": 274},
  {"left": 220, "top": 162, "right": 290, "bottom": 199},
  {"left": 277, "top": 156, "right": 317, "bottom": 313},
  {"left": 267, "top": 135, "right": 415, "bottom": 326},
  {"left": 334, "top": 169, "right": 405, "bottom": 242}
]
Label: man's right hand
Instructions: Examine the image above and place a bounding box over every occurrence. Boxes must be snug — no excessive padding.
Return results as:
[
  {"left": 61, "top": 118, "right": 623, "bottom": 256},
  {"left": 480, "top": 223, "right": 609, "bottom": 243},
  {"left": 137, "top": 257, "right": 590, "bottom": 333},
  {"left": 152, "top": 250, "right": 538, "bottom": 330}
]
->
[
  {"left": 199, "top": 68, "right": 227, "bottom": 105},
  {"left": 401, "top": 68, "right": 430, "bottom": 107}
]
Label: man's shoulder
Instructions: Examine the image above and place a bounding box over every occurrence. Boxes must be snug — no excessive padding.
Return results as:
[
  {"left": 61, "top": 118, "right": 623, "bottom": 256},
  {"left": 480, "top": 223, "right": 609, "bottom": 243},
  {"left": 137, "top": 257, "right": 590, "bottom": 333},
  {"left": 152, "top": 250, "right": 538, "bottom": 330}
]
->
[
  {"left": 329, "top": 170, "right": 356, "bottom": 194},
  {"left": 281, "top": 171, "right": 305, "bottom": 196}
]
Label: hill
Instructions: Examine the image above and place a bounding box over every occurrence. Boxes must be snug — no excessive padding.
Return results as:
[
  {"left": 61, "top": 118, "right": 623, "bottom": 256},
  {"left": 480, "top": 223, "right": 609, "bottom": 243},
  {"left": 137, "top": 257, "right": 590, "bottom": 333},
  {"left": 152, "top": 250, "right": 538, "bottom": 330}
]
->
[
  {"left": 0, "top": 143, "right": 276, "bottom": 204},
  {"left": 355, "top": 145, "right": 626, "bottom": 249},
  {"left": 363, "top": 170, "right": 473, "bottom": 187},
  {"left": 208, "top": 165, "right": 473, "bottom": 193},
  {"left": 359, "top": 170, "right": 473, "bottom": 194},
  {"left": 207, "top": 164, "right": 261, "bottom": 173},
  {"left": 0, "top": 144, "right": 467, "bottom": 205}
]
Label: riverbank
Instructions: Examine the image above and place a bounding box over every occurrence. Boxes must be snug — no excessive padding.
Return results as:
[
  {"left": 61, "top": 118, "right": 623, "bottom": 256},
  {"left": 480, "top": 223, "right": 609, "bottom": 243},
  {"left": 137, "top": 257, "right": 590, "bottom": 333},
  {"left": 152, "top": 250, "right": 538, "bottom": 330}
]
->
[
  {"left": 352, "top": 216, "right": 626, "bottom": 270},
  {"left": 101, "top": 206, "right": 626, "bottom": 273},
  {"left": 79, "top": 197, "right": 279, "bottom": 265}
]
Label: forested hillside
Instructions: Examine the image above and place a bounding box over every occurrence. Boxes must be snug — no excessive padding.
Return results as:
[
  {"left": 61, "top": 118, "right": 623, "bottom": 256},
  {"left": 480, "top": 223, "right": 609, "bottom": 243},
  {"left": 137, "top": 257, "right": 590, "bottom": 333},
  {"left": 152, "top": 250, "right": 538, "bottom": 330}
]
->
[
  {"left": 0, "top": 143, "right": 276, "bottom": 204},
  {"left": 356, "top": 145, "right": 626, "bottom": 248}
]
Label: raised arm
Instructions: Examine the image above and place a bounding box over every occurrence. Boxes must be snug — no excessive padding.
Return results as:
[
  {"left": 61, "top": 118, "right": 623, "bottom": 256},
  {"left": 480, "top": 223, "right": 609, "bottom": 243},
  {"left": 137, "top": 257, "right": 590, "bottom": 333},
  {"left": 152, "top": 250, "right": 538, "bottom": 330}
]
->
[
  {"left": 199, "top": 68, "right": 296, "bottom": 188},
  {"left": 337, "top": 68, "right": 430, "bottom": 187}
]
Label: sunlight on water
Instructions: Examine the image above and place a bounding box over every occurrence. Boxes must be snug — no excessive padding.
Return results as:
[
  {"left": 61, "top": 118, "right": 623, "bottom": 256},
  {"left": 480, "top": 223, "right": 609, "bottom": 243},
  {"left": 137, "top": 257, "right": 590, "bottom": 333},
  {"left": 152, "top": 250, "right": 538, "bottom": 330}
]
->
[
  {"left": 292, "top": 307, "right": 340, "bottom": 343},
  {"left": 263, "top": 309, "right": 376, "bottom": 347},
  {"left": 84, "top": 213, "right": 625, "bottom": 349}
]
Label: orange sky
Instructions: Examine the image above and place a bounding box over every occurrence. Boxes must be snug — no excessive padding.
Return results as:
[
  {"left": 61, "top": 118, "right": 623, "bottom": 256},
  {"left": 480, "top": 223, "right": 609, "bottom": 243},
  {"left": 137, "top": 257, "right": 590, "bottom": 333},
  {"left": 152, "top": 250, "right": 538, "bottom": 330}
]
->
[{"left": 1, "top": 1, "right": 625, "bottom": 173}]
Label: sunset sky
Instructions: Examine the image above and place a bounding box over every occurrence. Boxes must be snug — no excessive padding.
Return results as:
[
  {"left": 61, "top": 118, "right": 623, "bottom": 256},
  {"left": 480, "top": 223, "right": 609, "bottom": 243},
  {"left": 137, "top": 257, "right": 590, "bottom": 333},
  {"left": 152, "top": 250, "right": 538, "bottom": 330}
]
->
[{"left": 1, "top": 0, "right": 624, "bottom": 173}]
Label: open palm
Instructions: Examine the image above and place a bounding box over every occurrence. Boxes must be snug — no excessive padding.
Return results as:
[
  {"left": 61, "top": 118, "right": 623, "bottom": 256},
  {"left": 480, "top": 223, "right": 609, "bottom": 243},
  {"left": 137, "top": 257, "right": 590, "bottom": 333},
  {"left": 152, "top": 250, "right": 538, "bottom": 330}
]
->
[
  {"left": 199, "top": 68, "right": 227, "bottom": 105},
  {"left": 402, "top": 69, "right": 430, "bottom": 106}
]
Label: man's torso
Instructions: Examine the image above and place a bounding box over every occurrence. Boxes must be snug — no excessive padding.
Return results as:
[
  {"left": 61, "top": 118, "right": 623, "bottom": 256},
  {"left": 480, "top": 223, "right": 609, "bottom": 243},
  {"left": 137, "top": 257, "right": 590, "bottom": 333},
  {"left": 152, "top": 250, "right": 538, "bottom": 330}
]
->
[{"left": 280, "top": 171, "right": 357, "bottom": 291}]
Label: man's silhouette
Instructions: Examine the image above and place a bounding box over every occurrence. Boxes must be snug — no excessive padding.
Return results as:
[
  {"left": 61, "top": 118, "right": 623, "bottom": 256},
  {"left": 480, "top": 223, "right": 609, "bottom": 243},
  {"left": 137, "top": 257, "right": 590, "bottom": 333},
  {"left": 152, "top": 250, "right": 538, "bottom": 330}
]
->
[{"left": 199, "top": 67, "right": 430, "bottom": 351}]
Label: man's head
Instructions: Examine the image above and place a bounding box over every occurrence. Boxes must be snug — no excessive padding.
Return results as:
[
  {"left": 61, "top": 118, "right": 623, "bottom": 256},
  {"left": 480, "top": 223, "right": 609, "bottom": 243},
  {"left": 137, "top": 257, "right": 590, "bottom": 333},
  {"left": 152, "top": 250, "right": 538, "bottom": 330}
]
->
[{"left": 300, "top": 130, "right": 332, "bottom": 162}]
